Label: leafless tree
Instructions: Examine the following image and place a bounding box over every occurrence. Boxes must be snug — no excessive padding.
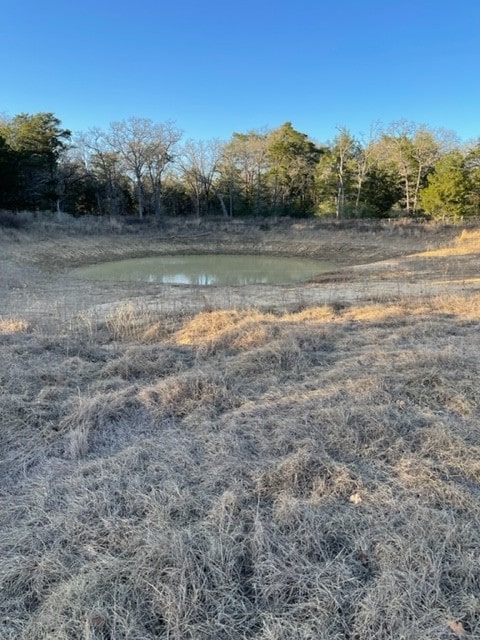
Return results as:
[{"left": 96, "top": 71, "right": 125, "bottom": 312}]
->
[
  {"left": 107, "top": 117, "right": 181, "bottom": 219},
  {"left": 178, "top": 139, "right": 226, "bottom": 217}
]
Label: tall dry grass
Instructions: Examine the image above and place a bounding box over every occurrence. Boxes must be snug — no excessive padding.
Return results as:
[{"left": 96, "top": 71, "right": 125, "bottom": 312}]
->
[{"left": 1, "top": 289, "right": 480, "bottom": 638}]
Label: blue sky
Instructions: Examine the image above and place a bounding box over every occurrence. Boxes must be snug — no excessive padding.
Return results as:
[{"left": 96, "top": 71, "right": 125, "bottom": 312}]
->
[{"left": 2, "top": 0, "right": 480, "bottom": 143}]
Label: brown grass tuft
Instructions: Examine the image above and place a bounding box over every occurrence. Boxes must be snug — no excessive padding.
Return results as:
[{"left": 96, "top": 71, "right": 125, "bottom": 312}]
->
[
  {"left": 0, "top": 316, "right": 29, "bottom": 334},
  {"left": 457, "top": 228, "right": 480, "bottom": 244},
  {"left": 61, "top": 388, "right": 141, "bottom": 458},
  {"left": 139, "top": 370, "right": 239, "bottom": 421},
  {"left": 175, "top": 308, "right": 273, "bottom": 354},
  {"left": 105, "top": 302, "right": 157, "bottom": 341}
]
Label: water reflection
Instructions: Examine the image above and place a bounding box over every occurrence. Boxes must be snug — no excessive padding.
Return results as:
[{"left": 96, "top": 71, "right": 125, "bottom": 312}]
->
[{"left": 73, "top": 254, "right": 335, "bottom": 286}]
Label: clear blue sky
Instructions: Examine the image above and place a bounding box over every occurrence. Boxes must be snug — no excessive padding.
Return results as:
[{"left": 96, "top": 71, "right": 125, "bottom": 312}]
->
[{"left": 2, "top": 0, "right": 480, "bottom": 143}]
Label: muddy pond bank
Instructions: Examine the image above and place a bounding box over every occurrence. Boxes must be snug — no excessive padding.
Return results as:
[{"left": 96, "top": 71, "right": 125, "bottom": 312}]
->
[{"left": 0, "top": 216, "right": 471, "bottom": 325}]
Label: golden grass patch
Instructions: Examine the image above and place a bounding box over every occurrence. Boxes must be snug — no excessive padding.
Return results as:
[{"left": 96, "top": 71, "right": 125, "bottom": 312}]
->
[
  {"left": 417, "top": 227, "right": 480, "bottom": 258},
  {"left": 175, "top": 308, "right": 271, "bottom": 349},
  {"left": 0, "top": 316, "right": 29, "bottom": 333}
]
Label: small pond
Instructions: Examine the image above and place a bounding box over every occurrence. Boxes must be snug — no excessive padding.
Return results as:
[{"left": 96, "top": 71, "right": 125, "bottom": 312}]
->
[{"left": 72, "top": 254, "right": 335, "bottom": 286}]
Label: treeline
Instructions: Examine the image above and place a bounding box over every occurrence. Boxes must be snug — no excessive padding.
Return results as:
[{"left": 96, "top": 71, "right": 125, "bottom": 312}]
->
[{"left": 1, "top": 112, "right": 480, "bottom": 220}]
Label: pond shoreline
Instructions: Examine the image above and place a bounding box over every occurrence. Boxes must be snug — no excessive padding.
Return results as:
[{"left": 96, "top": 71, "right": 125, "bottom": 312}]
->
[{"left": 0, "top": 216, "right": 473, "bottom": 324}]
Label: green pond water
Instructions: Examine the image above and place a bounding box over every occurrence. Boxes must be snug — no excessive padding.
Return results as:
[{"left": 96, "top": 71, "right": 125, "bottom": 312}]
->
[{"left": 72, "top": 254, "right": 335, "bottom": 286}]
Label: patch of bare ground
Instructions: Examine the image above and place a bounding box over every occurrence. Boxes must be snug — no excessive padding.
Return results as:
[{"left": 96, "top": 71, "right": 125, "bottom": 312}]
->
[{"left": 1, "top": 216, "right": 480, "bottom": 638}]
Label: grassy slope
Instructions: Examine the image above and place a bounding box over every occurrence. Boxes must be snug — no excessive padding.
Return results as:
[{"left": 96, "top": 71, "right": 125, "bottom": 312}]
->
[{"left": 1, "top": 218, "right": 480, "bottom": 639}]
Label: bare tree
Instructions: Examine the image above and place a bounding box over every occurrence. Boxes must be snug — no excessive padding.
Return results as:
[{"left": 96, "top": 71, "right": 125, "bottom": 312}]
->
[
  {"left": 178, "top": 139, "right": 226, "bottom": 217},
  {"left": 332, "top": 127, "right": 356, "bottom": 218},
  {"left": 107, "top": 117, "right": 181, "bottom": 219},
  {"left": 223, "top": 131, "right": 269, "bottom": 214},
  {"left": 354, "top": 123, "right": 381, "bottom": 213},
  {"left": 374, "top": 120, "right": 442, "bottom": 215},
  {"left": 77, "top": 129, "right": 124, "bottom": 217},
  {"left": 144, "top": 121, "right": 182, "bottom": 220}
]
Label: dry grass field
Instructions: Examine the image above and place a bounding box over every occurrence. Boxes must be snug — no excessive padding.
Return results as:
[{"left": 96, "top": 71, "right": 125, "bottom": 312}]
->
[{"left": 1, "top": 214, "right": 480, "bottom": 639}]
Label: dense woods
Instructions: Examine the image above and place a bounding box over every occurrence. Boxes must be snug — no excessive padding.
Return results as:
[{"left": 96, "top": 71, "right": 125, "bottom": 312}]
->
[{"left": 1, "top": 112, "right": 480, "bottom": 220}]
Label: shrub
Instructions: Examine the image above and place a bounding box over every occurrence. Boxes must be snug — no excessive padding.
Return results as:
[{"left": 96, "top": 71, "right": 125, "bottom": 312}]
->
[{"left": 0, "top": 210, "right": 30, "bottom": 229}]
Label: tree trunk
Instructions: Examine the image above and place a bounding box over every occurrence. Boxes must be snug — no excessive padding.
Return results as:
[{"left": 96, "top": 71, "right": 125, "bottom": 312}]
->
[
  {"left": 55, "top": 199, "right": 64, "bottom": 221},
  {"left": 403, "top": 175, "right": 411, "bottom": 214},
  {"left": 336, "top": 155, "right": 345, "bottom": 218},
  {"left": 229, "top": 184, "right": 234, "bottom": 217},
  {"left": 136, "top": 177, "right": 144, "bottom": 218},
  {"left": 216, "top": 191, "right": 229, "bottom": 217},
  {"left": 355, "top": 158, "right": 368, "bottom": 214},
  {"left": 355, "top": 176, "right": 362, "bottom": 213},
  {"left": 336, "top": 176, "right": 344, "bottom": 218},
  {"left": 412, "top": 165, "right": 423, "bottom": 214},
  {"left": 154, "top": 180, "right": 163, "bottom": 222},
  {"left": 193, "top": 192, "right": 200, "bottom": 218}
]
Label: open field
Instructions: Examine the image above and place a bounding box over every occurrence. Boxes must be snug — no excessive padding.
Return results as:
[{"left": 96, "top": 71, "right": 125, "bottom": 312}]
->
[{"left": 1, "top": 215, "right": 480, "bottom": 638}]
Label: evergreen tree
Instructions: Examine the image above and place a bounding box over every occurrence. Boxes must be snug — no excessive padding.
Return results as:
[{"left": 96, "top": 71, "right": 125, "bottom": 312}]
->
[
  {"left": 0, "top": 113, "right": 71, "bottom": 209},
  {"left": 266, "top": 122, "right": 321, "bottom": 215},
  {"left": 0, "top": 134, "right": 19, "bottom": 207},
  {"left": 420, "top": 151, "right": 470, "bottom": 219},
  {"left": 465, "top": 142, "right": 480, "bottom": 217}
]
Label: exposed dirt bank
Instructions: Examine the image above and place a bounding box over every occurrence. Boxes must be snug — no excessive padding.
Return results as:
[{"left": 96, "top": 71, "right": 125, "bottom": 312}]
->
[{"left": 2, "top": 216, "right": 473, "bottom": 324}]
